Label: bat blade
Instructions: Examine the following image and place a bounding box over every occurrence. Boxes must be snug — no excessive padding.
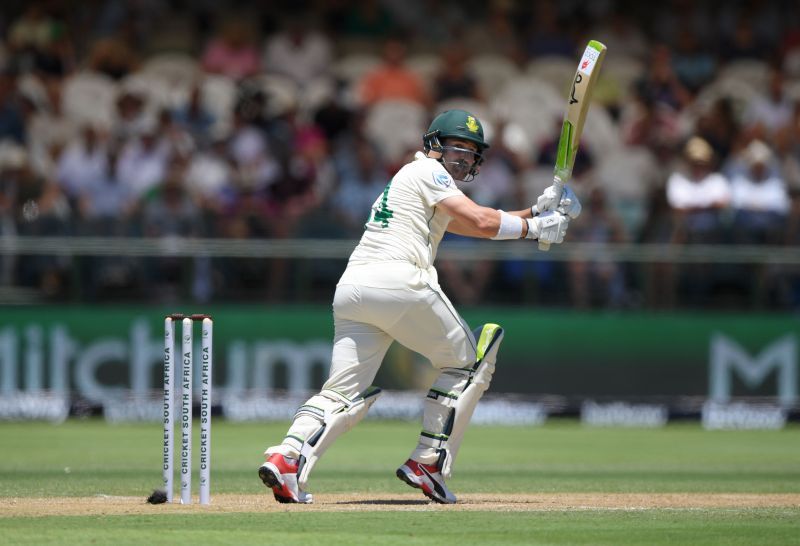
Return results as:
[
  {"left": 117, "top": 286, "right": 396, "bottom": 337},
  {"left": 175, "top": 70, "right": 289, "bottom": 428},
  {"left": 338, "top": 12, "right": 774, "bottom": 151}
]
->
[{"left": 539, "top": 40, "right": 607, "bottom": 251}]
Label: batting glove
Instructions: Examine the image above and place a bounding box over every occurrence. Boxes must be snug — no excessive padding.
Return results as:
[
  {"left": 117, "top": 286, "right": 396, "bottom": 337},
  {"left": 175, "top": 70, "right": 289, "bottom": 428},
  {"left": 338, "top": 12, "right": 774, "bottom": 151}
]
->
[
  {"left": 534, "top": 184, "right": 582, "bottom": 219},
  {"left": 525, "top": 211, "right": 569, "bottom": 244}
]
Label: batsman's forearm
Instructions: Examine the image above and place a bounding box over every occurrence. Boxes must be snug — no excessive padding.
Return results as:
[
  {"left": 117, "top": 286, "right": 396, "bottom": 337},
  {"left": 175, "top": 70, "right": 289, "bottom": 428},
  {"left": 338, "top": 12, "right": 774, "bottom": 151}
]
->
[{"left": 447, "top": 208, "right": 530, "bottom": 238}]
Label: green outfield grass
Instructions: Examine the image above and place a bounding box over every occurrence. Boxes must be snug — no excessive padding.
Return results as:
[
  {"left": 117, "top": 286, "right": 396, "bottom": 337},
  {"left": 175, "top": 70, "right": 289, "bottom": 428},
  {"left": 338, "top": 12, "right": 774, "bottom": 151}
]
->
[{"left": 1, "top": 419, "right": 799, "bottom": 545}]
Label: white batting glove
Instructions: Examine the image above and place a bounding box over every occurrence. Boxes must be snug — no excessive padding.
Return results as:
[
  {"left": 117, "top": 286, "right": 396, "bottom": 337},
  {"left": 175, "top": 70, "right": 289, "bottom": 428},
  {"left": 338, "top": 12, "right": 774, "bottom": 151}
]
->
[
  {"left": 557, "top": 186, "right": 582, "bottom": 219},
  {"left": 535, "top": 184, "right": 562, "bottom": 213},
  {"left": 525, "top": 211, "right": 569, "bottom": 244},
  {"left": 534, "top": 184, "right": 582, "bottom": 219}
]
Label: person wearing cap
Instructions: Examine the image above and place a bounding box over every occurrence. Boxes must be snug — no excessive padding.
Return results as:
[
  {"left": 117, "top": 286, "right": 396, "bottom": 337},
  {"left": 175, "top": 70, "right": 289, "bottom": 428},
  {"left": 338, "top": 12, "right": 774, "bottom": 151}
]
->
[
  {"left": 730, "top": 139, "right": 790, "bottom": 245},
  {"left": 666, "top": 136, "right": 731, "bottom": 244},
  {"left": 666, "top": 136, "right": 731, "bottom": 305},
  {"left": 257, "top": 109, "right": 579, "bottom": 505}
]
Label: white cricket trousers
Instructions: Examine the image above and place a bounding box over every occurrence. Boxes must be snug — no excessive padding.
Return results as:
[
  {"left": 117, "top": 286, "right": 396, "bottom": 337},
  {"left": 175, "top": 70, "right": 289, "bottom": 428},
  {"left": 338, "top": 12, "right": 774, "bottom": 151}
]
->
[
  {"left": 271, "top": 277, "right": 477, "bottom": 460},
  {"left": 325, "top": 281, "right": 477, "bottom": 397}
]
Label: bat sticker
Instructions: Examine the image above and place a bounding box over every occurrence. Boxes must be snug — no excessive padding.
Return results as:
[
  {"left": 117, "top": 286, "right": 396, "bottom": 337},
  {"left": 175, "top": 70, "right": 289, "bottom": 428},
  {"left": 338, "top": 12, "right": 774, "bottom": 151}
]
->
[{"left": 569, "top": 74, "right": 583, "bottom": 105}]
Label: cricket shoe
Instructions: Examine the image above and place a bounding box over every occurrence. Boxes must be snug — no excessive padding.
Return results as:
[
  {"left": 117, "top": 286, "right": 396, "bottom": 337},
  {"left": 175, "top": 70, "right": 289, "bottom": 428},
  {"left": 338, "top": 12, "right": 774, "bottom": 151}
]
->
[
  {"left": 258, "top": 454, "right": 313, "bottom": 504},
  {"left": 396, "top": 459, "right": 456, "bottom": 504}
]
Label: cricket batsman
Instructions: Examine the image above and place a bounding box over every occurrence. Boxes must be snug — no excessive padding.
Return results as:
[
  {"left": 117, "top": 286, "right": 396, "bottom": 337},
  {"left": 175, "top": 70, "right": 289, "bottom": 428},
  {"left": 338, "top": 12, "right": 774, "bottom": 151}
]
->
[{"left": 259, "top": 109, "right": 580, "bottom": 504}]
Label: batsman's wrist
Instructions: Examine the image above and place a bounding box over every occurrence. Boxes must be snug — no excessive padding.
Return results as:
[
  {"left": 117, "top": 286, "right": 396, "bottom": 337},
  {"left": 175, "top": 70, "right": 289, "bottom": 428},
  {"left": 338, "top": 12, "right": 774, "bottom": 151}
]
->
[
  {"left": 524, "top": 218, "right": 538, "bottom": 240},
  {"left": 492, "top": 210, "right": 524, "bottom": 240}
]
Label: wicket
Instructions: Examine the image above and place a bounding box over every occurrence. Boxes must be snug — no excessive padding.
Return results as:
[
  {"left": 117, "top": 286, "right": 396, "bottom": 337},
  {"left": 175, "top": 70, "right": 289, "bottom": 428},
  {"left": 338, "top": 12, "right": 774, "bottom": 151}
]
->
[{"left": 163, "top": 313, "right": 213, "bottom": 505}]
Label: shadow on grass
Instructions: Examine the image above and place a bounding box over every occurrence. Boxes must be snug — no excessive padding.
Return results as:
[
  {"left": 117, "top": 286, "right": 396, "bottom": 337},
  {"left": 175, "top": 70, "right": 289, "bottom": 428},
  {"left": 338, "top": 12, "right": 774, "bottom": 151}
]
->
[{"left": 336, "top": 499, "right": 430, "bottom": 506}]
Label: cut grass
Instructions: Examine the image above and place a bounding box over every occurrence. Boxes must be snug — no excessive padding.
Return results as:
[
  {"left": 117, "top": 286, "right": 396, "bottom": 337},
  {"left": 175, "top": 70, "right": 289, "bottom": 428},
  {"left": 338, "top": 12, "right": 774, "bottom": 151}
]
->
[
  {"left": 1, "top": 419, "right": 799, "bottom": 545},
  {"left": 2, "top": 510, "right": 799, "bottom": 546}
]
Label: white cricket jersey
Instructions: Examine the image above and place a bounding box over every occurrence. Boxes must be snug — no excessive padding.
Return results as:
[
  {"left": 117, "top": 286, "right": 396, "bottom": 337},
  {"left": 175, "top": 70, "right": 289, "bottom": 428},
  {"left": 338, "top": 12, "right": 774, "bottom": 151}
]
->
[{"left": 339, "top": 152, "right": 463, "bottom": 288}]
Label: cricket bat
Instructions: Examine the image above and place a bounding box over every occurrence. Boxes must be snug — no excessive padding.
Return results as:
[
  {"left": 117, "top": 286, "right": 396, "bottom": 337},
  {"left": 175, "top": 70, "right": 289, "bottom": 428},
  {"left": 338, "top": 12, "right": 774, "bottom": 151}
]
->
[{"left": 539, "top": 40, "right": 607, "bottom": 251}]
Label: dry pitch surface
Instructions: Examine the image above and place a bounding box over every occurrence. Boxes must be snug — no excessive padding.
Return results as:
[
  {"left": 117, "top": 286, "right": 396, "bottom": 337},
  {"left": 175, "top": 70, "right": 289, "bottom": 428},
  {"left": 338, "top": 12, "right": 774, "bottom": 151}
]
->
[{"left": 3, "top": 493, "right": 799, "bottom": 517}]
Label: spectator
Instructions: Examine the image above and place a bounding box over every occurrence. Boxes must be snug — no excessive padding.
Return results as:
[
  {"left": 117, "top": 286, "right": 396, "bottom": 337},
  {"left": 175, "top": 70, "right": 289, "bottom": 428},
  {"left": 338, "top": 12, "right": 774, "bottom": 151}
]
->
[
  {"left": 591, "top": 8, "right": 649, "bottom": 61},
  {"left": 671, "top": 28, "right": 717, "bottom": 94},
  {"left": 437, "top": 233, "right": 495, "bottom": 306},
  {"left": 201, "top": 18, "right": 261, "bottom": 80},
  {"left": 67, "top": 136, "right": 142, "bottom": 301},
  {"left": 637, "top": 184, "right": 678, "bottom": 309},
  {"left": 433, "top": 45, "right": 483, "bottom": 103},
  {"left": 141, "top": 164, "right": 205, "bottom": 302},
  {"left": 523, "top": 0, "right": 575, "bottom": 58},
  {"left": 115, "top": 118, "right": 171, "bottom": 201},
  {"left": 330, "top": 135, "right": 389, "bottom": 236},
  {"left": 667, "top": 136, "right": 731, "bottom": 306},
  {"left": 777, "top": 188, "right": 800, "bottom": 308},
  {"left": 634, "top": 44, "right": 692, "bottom": 113},
  {"left": 0, "top": 70, "right": 26, "bottom": 144},
  {"left": 667, "top": 136, "right": 731, "bottom": 245},
  {"left": 721, "top": 15, "right": 774, "bottom": 62},
  {"left": 56, "top": 124, "right": 108, "bottom": 204},
  {"left": 774, "top": 101, "right": 800, "bottom": 192},
  {"left": 742, "top": 67, "right": 794, "bottom": 140},
  {"left": 171, "top": 85, "right": 215, "bottom": 147},
  {"left": 74, "top": 139, "right": 135, "bottom": 230},
  {"left": 0, "top": 141, "right": 25, "bottom": 285},
  {"left": 227, "top": 104, "right": 282, "bottom": 194},
  {"left": 13, "top": 152, "right": 72, "bottom": 298},
  {"left": 460, "top": 2, "right": 524, "bottom": 61},
  {"left": 342, "top": 0, "right": 396, "bottom": 39},
  {"left": 695, "top": 97, "right": 741, "bottom": 164},
  {"left": 142, "top": 162, "right": 203, "bottom": 240},
  {"left": 266, "top": 124, "right": 327, "bottom": 230},
  {"left": 113, "top": 88, "right": 150, "bottom": 142},
  {"left": 729, "top": 139, "right": 790, "bottom": 245},
  {"left": 357, "top": 37, "right": 430, "bottom": 108},
  {"left": 26, "top": 76, "right": 77, "bottom": 180},
  {"left": 263, "top": 16, "right": 332, "bottom": 88},
  {"left": 8, "top": 4, "right": 55, "bottom": 55},
  {"left": 183, "top": 128, "right": 235, "bottom": 217},
  {"left": 730, "top": 139, "right": 790, "bottom": 307},
  {"left": 87, "top": 37, "right": 139, "bottom": 80},
  {"left": 567, "top": 186, "right": 628, "bottom": 309},
  {"left": 7, "top": 2, "right": 74, "bottom": 77},
  {"left": 620, "top": 94, "right": 681, "bottom": 155}
]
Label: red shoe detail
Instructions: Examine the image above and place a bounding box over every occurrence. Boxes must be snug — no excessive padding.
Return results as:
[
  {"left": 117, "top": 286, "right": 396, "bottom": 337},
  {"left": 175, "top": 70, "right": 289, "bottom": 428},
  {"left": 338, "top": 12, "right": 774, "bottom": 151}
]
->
[
  {"left": 396, "top": 458, "right": 456, "bottom": 504},
  {"left": 259, "top": 454, "right": 313, "bottom": 503}
]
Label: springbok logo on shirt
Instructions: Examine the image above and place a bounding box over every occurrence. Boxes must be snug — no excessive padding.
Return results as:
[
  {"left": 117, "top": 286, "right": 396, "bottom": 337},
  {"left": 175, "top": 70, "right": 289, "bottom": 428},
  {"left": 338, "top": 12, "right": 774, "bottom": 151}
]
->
[{"left": 434, "top": 172, "right": 452, "bottom": 188}]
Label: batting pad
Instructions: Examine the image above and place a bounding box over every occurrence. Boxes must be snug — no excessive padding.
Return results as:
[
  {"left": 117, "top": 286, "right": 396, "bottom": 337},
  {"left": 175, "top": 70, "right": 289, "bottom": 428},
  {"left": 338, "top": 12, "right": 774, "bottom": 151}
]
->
[
  {"left": 413, "top": 323, "right": 504, "bottom": 478},
  {"left": 295, "top": 386, "right": 382, "bottom": 489}
]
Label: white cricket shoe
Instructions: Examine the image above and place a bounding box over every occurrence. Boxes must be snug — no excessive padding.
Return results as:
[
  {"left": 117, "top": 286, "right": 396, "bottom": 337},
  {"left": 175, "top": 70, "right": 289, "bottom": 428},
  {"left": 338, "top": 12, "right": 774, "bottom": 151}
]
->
[
  {"left": 258, "top": 454, "right": 313, "bottom": 504},
  {"left": 396, "top": 459, "right": 457, "bottom": 504}
]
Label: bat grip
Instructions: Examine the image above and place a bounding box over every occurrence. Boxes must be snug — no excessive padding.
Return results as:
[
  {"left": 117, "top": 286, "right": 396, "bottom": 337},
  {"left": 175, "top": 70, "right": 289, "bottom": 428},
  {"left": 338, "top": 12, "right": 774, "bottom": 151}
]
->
[{"left": 537, "top": 177, "right": 565, "bottom": 251}]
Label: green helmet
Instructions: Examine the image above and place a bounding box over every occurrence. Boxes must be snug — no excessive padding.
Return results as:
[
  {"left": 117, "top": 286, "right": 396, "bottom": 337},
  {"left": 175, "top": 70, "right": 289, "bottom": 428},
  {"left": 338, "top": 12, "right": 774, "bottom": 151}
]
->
[
  {"left": 423, "top": 109, "right": 490, "bottom": 153},
  {"left": 423, "top": 109, "right": 489, "bottom": 182}
]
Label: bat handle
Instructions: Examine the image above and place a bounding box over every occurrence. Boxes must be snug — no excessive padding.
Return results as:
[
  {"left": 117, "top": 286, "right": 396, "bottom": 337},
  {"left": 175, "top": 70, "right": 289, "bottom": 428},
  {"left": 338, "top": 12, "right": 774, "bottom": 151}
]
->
[{"left": 537, "top": 176, "right": 565, "bottom": 252}]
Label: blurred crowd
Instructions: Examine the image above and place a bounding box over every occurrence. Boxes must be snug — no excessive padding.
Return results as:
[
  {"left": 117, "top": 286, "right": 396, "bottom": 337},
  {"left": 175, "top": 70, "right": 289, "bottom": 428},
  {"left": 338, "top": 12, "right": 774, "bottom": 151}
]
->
[{"left": 1, "top": 0, "right": 800, "bottom": 309}]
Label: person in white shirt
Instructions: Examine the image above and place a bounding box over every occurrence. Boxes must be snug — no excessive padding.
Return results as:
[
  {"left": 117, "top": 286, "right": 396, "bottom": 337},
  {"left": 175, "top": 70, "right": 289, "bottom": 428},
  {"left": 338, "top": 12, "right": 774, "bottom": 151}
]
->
[
  {"left": 115, "top": 120, "right": 171, "bottom": 200},
  {"left": 262, "top": 16, "right": 332, "bottom": 88},
  {"left": 257, "top": 109, "right": 579, "bottom": 504},
  {"left": 730, "top": 139, "right": 790, "bottom": 244},
  {"left": 666, "top": 136, "right": 731, "bottom": 244},
  {"left": 56, "top": 125, "right": 108, "bottom": 201}
]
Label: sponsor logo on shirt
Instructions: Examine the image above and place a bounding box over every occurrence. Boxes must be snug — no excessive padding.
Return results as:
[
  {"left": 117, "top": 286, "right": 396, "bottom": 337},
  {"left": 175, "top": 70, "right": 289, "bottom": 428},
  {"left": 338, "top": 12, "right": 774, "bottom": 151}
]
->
[{"left": 433, "top": 171, "right": 452, "bottom": 188}]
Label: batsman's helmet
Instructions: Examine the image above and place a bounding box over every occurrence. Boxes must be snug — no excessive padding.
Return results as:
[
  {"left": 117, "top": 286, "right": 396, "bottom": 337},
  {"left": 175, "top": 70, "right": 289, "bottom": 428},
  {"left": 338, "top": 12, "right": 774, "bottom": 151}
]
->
[{"left": 423, "top": 109, "right": 489, "bottom": 181}]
